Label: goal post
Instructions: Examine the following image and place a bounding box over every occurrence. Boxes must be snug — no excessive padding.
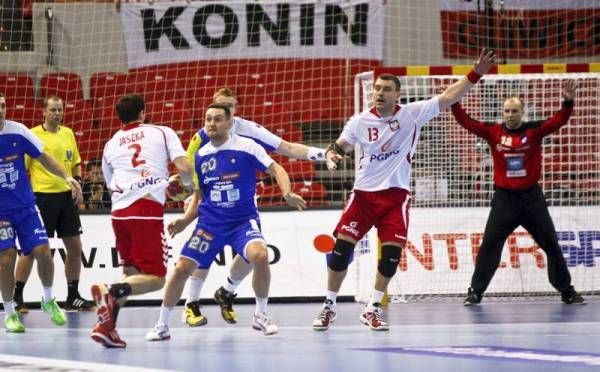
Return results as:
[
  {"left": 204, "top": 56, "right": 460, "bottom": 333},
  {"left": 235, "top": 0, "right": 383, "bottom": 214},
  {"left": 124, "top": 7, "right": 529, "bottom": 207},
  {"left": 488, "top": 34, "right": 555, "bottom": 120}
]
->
[{"left": 353, "top": 65, "right": 600, "bottom": 302}]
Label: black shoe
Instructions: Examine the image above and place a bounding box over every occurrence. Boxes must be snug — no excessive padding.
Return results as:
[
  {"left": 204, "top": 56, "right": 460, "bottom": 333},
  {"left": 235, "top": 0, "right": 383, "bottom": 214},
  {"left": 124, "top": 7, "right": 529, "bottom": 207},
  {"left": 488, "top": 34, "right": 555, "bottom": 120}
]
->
[
  {"left": 463, "top": 287, "right": 482, "bottom": 306},
  {"left": 214, "top": 287, "right": 238, "bottom": 324},
  {"left": 64, "top": 294, "right": 97, "bottom": 311},
  {"left": 14, "top": 296, "right": 29, "bottom": 314},
  {"left": 561, "top": 288, "right": 585, "bottom": 305}
]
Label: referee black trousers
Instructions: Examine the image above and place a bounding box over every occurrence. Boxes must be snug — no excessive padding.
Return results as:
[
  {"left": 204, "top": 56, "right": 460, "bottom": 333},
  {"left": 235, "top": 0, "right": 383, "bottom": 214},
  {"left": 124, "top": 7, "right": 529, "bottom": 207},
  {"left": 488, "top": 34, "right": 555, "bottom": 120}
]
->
[{"left": 470, "top": 185, "right": 572, "bottom": 295}]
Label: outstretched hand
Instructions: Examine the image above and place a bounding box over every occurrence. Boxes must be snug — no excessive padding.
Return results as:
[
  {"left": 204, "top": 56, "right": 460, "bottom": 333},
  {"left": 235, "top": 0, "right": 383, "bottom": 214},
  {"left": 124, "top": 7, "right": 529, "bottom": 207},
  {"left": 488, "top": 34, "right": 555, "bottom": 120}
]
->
[
  {"left": 283, "top": 192, "right": 307, "bottom": 211},
  {"left": 562, "top": 80, "right": 578, "bottom": 101},
  {"left": 473, "top": 48, "right": 498, "bottom": 75},
  {"left": 325, "top": 151, "right": 343, "bottom": 171}
]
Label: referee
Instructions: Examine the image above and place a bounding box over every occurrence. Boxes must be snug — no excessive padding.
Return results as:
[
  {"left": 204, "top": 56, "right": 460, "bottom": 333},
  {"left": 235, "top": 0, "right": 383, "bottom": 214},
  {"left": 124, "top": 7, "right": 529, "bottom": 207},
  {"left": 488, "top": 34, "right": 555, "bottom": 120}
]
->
[
  {"left": 14, "top": 96, "right": 95, "bottom": 312},
  {"left": 451, "top": 80, "right": 585, "bottom": 306}
]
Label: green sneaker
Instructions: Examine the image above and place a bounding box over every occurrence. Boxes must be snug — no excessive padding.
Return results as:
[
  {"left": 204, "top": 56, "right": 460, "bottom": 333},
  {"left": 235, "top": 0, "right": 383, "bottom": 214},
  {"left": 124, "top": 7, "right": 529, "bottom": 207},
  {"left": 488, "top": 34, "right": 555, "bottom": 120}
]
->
[
  {"left": 41, "top": 297, "right": 67, "bottom": 326},
  {"left": 4, "top": 313, "right": 25, "bottom": 333}
]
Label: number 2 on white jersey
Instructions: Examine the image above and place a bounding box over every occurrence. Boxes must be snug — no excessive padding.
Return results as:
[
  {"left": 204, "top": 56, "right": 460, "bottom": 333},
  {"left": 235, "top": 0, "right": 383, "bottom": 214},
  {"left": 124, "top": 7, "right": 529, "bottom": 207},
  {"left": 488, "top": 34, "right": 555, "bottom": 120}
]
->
[{"left": 128, "top": 144, "right": 146, "bottom": 167}]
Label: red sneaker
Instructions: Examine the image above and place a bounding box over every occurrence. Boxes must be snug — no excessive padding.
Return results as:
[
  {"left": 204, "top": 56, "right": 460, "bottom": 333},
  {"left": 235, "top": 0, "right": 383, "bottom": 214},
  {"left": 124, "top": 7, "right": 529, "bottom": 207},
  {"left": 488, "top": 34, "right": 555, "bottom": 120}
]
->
[
  {"left": 359, "top": 305, "right": 389, "bottom": 331},
  {"left": 91, "top": 323, "right": 127, "bottom": 348},
  {"left": 91, "top": 284, "right": 118, "bottom": 328}
]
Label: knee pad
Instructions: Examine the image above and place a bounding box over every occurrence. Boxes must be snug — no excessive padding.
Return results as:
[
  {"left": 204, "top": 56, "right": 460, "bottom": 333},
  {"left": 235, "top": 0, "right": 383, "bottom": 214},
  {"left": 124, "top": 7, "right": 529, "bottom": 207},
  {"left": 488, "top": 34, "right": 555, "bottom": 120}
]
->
[
  {"left": 377, "top": 245, "right": 401, "bottom": 278},
  {"left": 327, "top": 239, "right": 355, "bottom": 272}
]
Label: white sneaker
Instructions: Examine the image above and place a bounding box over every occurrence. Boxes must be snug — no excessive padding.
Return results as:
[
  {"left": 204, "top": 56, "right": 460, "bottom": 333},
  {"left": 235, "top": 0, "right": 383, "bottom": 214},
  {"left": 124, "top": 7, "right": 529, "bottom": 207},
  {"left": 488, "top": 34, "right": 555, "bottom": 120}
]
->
[
  {"left": 312, "top": 300, "right": 337, "bottom": 331},
  {"left": 145, "top": 323, "right": 171, "bottom": 341},
  {"left": 252, "top": 312, "right": 278, "bottom": 335}
]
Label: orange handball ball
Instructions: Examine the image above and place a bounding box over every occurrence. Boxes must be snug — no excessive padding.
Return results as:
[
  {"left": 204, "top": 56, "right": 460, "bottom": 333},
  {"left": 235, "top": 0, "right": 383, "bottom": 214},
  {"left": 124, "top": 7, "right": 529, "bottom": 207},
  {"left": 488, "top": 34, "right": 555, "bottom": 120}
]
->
[{"left": 313, "top": 234, "right": 335, "bottom": 253}]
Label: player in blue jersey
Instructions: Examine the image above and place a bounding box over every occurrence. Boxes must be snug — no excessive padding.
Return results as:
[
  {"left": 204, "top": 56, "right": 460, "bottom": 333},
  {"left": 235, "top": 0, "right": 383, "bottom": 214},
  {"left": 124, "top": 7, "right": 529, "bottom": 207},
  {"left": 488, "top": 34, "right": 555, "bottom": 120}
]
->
[
  {"left": 145, "top": 103, "right": 306, "bottom": 340},
  {"left": 0, "top": 93, "right": 83, "bottom": 332},
  {"left": 179, "top": 87, "right": 328, "bottom": 327}
]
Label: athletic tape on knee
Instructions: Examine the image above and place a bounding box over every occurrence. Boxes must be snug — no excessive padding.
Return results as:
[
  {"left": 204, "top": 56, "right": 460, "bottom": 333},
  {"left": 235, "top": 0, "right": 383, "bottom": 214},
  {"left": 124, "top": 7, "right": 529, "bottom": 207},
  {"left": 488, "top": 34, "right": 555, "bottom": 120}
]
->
[{"left": 377, "top": 245, "right": 401, "bottom": 278}]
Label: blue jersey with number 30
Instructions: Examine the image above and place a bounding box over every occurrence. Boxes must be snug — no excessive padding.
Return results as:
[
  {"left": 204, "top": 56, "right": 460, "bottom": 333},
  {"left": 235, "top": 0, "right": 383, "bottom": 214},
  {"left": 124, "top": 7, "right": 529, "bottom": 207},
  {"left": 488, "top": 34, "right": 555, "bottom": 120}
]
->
[{"left": 194, "top": 135, "right": 273, "bottom": 234}]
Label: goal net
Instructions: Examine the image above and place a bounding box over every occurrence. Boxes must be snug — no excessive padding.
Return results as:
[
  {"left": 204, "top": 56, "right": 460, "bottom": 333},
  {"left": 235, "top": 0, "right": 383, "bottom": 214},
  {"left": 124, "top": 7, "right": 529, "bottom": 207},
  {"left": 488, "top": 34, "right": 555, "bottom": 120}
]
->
[{"left": 353, "top": 70, "right": 600, "bottom": 302}]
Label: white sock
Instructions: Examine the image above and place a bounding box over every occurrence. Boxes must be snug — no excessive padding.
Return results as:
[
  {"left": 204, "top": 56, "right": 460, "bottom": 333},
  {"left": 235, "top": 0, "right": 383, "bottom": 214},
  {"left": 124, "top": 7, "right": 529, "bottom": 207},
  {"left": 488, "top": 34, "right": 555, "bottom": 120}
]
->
[
  {"left": 158, "top": 305, "right": 172, "bottom": 326},
  {"left": 255, "top": 297, "right": 268, "bottom": 315},
  {"left": 42, "top": 287, "right": 53, "bottom": 303},
  {"left": 369, "top": 289, "right": 385, "bottom": 307},
  {"left": 224, "top": 276, "right": 241, "bottom": 294},
  {"left": 326, "top": 290, "right": 337, "bottom": 305},
  {"left": 3, "top": 301, "right": 15, "bottom": 315},
  {"left": 186, "top": 276, "right": 205, "bottom": 304}
]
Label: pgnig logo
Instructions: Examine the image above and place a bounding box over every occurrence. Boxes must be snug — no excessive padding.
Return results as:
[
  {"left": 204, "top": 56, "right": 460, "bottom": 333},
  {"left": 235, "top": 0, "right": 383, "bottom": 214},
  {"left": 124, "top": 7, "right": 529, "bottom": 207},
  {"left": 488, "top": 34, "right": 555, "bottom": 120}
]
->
[{"left": 369, "top": 149, "right": 400, "bottom": 162}]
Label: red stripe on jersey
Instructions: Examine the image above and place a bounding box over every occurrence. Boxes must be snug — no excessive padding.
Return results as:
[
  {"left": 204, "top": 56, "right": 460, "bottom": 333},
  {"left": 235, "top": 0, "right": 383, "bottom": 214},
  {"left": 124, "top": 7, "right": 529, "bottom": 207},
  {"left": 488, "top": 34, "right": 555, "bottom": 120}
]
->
[{"left": 121, "top": 121, "right": 143, "bottom": 131}]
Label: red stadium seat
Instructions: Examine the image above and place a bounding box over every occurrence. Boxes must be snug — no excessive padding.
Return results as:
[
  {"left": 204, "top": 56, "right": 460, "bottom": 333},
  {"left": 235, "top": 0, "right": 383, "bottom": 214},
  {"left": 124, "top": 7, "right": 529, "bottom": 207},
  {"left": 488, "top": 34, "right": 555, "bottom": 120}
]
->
[
  {"left": 127, "top": 70, "right": 186, "bottom": 104},
  {"left": 63, "top": 99, "right": 93, "bottom": 133},
  {"left": 6, "top": 99, "right": 40, "bottom": 127},
  {"left": 40, "top": 72, "right": 84, "bottom": 102},
  {"left": 270, "top": 155, "right": 315, "bottom": 180},
  {"left": 258, "top": 181, "right": 327, "bottom": 207},
  {"left": 145, "top": 99, "right": 194, "bottom": 134},
  {"left": 90, "top": 72, "right": 130, "bottom": 118},
  {"left": 267, "top": 122, "right": 303, "bottom": 143},
  {"left": 0, "top": 74, "right": 35, "bottom": 101}
]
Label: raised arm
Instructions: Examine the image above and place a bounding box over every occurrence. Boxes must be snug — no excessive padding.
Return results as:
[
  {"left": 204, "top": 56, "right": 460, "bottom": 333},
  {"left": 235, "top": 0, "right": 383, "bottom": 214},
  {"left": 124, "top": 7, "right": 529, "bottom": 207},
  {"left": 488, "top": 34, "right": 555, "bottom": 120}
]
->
[
  {"left": 276, "top": 140, "right": 326, "bottom": 162},
  {"left": 437, "top": 48, "right": 497, "bottom": 111},
  {"left": 451, "top": 102, "right": 492, "bottom": 139},
  {"left": 536, "top": 80, "right": 576, "bottom": 137},
  {"left": 265, "top": 161, "right": 307, "bottom": 210}
]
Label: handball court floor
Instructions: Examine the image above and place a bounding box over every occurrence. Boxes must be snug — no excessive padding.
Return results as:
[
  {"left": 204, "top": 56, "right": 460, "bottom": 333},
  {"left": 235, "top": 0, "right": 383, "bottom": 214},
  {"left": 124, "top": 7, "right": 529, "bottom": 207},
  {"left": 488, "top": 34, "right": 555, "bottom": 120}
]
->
[{"left": 1, "top": 299, "right": 599, "bottom": 372}]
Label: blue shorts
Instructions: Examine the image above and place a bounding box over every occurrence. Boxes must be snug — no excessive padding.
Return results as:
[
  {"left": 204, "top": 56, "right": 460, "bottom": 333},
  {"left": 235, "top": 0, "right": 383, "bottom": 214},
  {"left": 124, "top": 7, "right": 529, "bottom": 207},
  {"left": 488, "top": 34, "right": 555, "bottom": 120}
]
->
[
  {"left": 0, "top": 205, "right": 49, "bottom": 255},
  {"left": 180, "top": 221, "right": 265, "bottom": 269}
]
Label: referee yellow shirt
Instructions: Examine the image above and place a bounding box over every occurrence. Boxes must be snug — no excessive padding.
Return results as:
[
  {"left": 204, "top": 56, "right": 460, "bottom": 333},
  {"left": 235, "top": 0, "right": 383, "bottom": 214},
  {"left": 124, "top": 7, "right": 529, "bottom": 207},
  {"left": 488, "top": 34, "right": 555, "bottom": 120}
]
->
[{"left": 27, "top": 124, "right": 81, "bottom": 193}]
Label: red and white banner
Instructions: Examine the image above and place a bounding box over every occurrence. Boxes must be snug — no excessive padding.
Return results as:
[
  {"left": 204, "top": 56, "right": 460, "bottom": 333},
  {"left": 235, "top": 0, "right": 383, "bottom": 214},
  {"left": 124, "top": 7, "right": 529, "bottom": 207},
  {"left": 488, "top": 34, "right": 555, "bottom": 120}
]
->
[
  {"left": 20, "top": 206, "right": 600, "bottom": 302},
  {"left": 439, "top": 0, "right": 600, "bottom": 59},
  {"left": 120, "top": 1, "right": 384, "bottom": 69}
]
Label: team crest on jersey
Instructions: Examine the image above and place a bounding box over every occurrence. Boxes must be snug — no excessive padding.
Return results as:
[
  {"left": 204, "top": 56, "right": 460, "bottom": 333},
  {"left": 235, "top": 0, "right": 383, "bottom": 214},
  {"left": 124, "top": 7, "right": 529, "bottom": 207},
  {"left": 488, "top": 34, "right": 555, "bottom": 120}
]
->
[
  {"left": 380, "top": 139, "right": 393, "bottom": 152},
  {"left": 387, "top": 119, "right": 400, "bottom": 131},
  {"left": 66, "top": 149, "right": 73, "bottom": 160},
  {"left": 140, "top": 168, "right": 150, "bottom": 178}
]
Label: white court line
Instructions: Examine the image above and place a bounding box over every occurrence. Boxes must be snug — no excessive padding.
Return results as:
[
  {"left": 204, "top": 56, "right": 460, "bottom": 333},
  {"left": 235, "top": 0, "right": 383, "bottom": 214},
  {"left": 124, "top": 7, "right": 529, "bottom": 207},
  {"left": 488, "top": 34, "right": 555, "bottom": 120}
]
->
[{"left": 0, "top": 353, "right": 170, "bottom": 372}]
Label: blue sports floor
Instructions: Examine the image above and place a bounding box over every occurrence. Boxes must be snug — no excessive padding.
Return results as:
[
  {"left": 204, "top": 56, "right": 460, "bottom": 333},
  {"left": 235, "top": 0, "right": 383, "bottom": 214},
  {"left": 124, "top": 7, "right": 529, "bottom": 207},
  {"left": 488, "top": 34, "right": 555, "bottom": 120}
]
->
[{"left": 1, "top": 299, "right": 599, "bottom": 371}]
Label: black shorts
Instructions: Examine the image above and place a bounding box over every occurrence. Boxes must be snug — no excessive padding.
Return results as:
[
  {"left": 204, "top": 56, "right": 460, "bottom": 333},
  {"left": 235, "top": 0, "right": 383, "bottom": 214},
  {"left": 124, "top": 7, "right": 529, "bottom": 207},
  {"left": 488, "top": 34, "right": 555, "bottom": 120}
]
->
[{"left": 34, "top": 191, "right": 83, "bottom": 238}]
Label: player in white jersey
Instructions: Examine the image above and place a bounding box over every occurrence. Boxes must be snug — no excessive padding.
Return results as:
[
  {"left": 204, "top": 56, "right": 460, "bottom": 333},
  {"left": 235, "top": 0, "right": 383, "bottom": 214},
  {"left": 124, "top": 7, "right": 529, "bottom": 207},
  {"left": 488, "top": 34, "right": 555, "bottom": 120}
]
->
[
  {"left": 180, "top": 87, "right": 328, "bottom": 327},
  {"left": 0, "top": 93, "right": 82, "bottom": 333},
  {"left": 90, "top": 94, "right": 193, "bottom": 348},
  {"left": 312, "top": 48, "right": 497, "bottom": 331},
  {"left": 145, "top": 103, "right": 306, "bottom": 340}
]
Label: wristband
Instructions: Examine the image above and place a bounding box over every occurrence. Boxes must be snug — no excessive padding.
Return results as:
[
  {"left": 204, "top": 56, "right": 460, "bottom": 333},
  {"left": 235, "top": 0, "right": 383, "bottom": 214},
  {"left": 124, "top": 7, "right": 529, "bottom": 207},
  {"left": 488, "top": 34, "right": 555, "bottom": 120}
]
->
[
  {"left": 73, "top": 175, "right": 82, "bottom": 185},
  {"left": 306, "top": 146, "right": 326, "bottom": 161},
  {"left": 326, "top": 142, "right": 347, "bottom": 157},
  {"left": 179, "top": 172, "right": 193, "bottom": 188},
  {"left": 466, "top": 69, "right": 482, "bottom": 84}
]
